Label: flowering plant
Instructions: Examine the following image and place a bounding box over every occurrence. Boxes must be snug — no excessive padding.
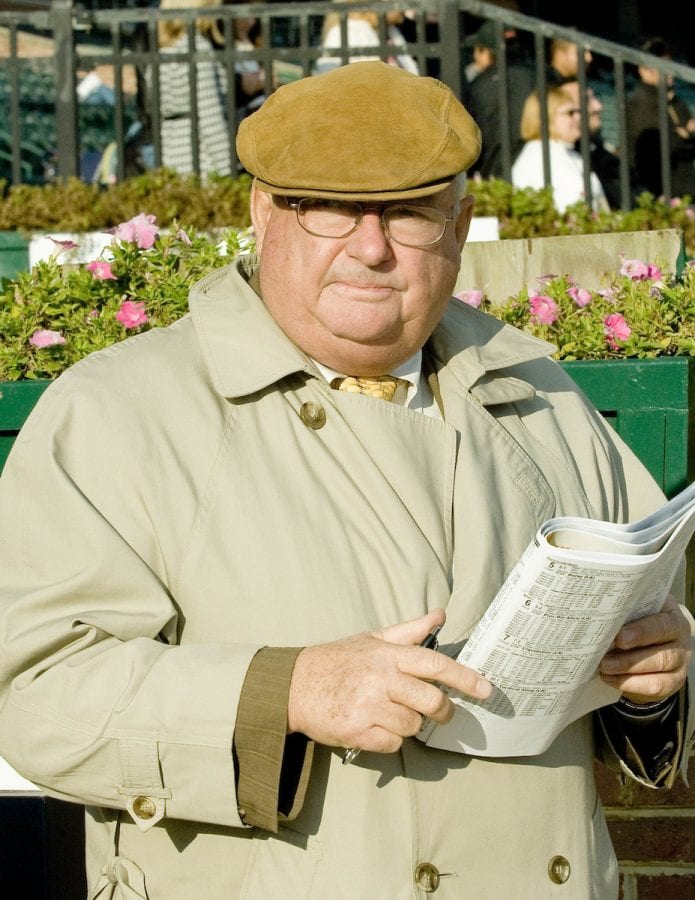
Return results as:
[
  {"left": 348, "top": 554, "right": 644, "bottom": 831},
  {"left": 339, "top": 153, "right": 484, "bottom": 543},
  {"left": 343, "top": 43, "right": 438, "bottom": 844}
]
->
[
  {"left": 456, "top": 256, "right": 695, "bottom": 360},
  {"left": 0, "top": 213, "right": 252, "bottom": 381},
  {"left": 2, "top": 215, "right": 694, "bottom": 382}
]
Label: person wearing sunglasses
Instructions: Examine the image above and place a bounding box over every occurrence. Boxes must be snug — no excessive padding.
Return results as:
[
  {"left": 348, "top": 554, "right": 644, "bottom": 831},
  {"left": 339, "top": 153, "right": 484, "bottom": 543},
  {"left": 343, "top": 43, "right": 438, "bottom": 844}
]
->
[{"left": 512, "top": 85, "right": 610, "bottom": 212}]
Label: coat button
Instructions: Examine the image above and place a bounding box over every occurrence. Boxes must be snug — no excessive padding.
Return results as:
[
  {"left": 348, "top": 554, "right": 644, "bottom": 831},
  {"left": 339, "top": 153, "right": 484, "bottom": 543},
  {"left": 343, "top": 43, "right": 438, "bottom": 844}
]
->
[
  {"left": 132, "top": 796, "right": 157, "bottom": 820},
  {"left": 299, "top": 401, "right": 326, "bottom": 429},
  {"left": 414, "top": 862, "right": 440, "bottom": 892},
  {"left": 548, "top": 855, "right": 571, "bottom": 884}
]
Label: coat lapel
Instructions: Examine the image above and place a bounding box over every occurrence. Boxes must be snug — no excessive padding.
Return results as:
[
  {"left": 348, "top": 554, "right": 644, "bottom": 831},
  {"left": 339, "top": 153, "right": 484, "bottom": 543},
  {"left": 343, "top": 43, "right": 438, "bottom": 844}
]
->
[{"left": 428, "top": 301, "right": 558, "bottom": 640}]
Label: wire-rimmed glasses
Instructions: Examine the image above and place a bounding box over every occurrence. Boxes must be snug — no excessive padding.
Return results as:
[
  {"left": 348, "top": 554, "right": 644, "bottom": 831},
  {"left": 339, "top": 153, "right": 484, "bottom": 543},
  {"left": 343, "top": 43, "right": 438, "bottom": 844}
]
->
[{"left": 284, "top": 197, "right": 455, "bottom": 247}]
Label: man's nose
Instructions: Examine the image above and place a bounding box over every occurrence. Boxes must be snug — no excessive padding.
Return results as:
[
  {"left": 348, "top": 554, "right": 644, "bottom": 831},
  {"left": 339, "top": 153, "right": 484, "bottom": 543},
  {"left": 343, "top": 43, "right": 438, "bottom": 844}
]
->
[{"left": 345, "top": 211, "right": 393, "bottom": 263}]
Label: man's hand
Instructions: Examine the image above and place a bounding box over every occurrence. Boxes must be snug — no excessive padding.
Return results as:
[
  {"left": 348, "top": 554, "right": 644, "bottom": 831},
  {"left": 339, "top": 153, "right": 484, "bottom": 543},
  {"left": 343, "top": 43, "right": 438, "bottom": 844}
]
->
[
  {"left": 599, "top": 596, "right": 693, "bottom": 704},
  {"left": 287, "top": 608, "right": 492, "bottom": 754}
]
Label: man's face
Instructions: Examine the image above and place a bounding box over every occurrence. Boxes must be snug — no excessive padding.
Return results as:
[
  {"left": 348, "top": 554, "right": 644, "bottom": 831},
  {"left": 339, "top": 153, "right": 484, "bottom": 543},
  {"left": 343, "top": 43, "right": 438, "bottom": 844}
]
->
[
  {"left": 563, "top": 82, "right": 603, "bottom": 134},
  {"left": 639, "top": 65, "right": 673, "bottom": 88},
  {"left": 555, "top": 43, "right": 592, "bottom": 78},
  {"left": 251, "top": 185, "right": 474, "bottom": 375}
]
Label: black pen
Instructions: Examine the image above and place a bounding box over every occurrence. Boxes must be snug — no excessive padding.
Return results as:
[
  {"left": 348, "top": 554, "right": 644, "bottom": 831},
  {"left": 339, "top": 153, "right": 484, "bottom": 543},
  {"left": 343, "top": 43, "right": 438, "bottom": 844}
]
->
[{"left": 341, "top": 625, "right": 443, "bottom": 766}]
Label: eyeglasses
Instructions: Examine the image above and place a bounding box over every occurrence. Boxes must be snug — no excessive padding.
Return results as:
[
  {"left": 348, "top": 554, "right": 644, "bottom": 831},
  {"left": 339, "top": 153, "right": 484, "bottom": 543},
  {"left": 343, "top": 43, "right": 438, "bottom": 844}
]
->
[{"left": 284, "top": 198, "right": 455, "bottom": 247}]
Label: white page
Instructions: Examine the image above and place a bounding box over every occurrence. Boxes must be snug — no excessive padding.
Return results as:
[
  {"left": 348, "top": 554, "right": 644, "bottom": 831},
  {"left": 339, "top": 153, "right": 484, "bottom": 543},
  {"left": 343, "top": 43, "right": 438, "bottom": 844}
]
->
[{"left": 420, "top": 484, "right": 695, "bottom": 757}]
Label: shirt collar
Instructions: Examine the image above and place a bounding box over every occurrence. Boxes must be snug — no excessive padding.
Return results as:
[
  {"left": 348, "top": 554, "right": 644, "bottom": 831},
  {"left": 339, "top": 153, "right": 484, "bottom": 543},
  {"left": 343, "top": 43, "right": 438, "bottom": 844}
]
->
[{"left": 311, "top": 349, "right": 423, "bottom": 395}]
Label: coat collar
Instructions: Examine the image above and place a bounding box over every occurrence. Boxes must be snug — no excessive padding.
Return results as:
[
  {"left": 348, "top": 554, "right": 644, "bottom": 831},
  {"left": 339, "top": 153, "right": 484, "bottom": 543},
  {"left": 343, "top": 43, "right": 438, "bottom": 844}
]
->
[{"left": 189, "top": 255, "right": 556, "bottom": 404}]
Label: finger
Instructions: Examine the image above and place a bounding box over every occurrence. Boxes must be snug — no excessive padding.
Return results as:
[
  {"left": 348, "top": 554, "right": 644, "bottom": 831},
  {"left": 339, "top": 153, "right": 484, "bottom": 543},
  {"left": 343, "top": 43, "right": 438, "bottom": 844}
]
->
[
  {"left": 386, "top": 672, "right": 457, "bottom": 726},
  {"left": 345, "top": 723, "right": 408, "bottom": 755},
  {"left": 376, "top": 690, "right": 430, "bottom": 736},
  {"left": 600, "top": 641, "right": 687, "bottom": 677},
  {"left": 396, "top": 646, "right": 492, "bottom": 701},
  {"left": 600, "top": 669, "right": 685, "bottom": 702},
  {"left": 600, "top": 639, "right": 691, "bottom": 702},
  {"left": 349, "top": 679, "right": 458, "bottom": 752},
  {"left": 613, "top": 597, "right": 688, "bottom": 650},
  {"left": 375, "top": 608, "right": 446, "bottom": 648}
]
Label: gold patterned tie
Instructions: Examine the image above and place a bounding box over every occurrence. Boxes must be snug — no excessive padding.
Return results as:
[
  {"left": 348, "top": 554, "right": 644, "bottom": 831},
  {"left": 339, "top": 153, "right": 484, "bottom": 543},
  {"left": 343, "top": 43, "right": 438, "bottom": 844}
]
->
[{"left": 331, "top": 375, "right": 401, "bottom": 402}]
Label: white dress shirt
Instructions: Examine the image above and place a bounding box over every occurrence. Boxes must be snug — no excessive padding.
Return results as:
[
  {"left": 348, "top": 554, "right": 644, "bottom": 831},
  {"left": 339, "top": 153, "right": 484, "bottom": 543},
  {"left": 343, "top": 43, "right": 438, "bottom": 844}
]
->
[{"left": 313, "top": 348, "right": 441, "bottom": 418}]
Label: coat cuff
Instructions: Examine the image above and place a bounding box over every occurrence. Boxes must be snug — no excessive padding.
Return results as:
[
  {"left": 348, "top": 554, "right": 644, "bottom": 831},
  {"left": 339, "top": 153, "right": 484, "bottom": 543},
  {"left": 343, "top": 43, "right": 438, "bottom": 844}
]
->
[{"left": 234, "top": 646, "right": 314, "bottom": 832}]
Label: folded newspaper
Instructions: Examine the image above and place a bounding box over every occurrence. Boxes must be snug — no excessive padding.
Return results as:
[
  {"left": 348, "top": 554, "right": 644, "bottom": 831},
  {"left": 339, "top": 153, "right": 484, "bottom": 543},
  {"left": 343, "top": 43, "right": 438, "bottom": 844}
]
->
[{"left": 419, "top": 480, "right": 695, "bottom": 758}]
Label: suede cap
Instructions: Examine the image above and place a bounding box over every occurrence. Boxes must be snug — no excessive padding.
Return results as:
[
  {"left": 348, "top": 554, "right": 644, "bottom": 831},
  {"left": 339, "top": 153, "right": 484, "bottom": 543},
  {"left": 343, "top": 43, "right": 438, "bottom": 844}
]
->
[{"left": 236, "top": 61, "right": 481, "bottom": 201}]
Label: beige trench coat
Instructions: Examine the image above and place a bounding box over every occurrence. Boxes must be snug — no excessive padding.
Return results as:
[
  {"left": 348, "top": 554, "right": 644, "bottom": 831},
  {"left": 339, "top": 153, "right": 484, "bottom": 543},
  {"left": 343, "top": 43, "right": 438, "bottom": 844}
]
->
[{"left": 0, "top": 257, "right": 693, "bottom": 899}]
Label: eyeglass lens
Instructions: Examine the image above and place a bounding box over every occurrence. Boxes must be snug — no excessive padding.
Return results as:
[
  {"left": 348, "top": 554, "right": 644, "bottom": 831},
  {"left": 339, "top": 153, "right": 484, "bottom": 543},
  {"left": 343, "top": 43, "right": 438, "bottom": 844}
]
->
[{"left": 296, "top": 199, "right": 449, "bottom": 246}]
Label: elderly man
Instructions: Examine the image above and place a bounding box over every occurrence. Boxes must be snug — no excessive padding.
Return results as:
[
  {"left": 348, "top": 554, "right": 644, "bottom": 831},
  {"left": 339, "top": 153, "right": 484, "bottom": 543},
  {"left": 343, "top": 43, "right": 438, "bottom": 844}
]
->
[{"left": 0, "top": 62, "right": 692, "bottom": 899}]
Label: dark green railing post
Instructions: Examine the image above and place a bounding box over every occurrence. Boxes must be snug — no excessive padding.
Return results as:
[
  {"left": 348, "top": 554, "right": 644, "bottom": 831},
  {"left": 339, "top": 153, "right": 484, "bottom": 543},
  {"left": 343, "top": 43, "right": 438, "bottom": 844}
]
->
[
  {"left": 437, "top": 0, "right": 463, "bottom": 97},
  {"left": 51, "top": 0, "right": 79, "bottom": 180}
]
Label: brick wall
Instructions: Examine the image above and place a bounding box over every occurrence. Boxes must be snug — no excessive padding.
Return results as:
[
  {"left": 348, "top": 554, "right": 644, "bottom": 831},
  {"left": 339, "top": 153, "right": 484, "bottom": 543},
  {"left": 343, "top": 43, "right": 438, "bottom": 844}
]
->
[{"left": 595, "top": 749, "right": 695, "bottom": 899}]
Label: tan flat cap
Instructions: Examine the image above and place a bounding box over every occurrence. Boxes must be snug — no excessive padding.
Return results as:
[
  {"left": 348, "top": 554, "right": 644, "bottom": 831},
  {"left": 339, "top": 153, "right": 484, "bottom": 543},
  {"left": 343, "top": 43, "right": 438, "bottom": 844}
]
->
[{"left": 236, "top": 61, "right": 481, "bottom": 201}]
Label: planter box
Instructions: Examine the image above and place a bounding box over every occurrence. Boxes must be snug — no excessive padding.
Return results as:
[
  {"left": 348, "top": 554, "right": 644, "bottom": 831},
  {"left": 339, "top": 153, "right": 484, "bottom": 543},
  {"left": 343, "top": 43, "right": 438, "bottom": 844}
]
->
[
  {"left": 28, "top": 231, "right": 112, "bottom": 268},
  {"left": 561, "top": 357, "right": 694, "bottom": 611},
  {"left": 0, "top": 380, "right": 50, "bottom": 473},
  {"left": 456, "top": 228, "right": 685, "bottom": 304},
  {"left": 560, "top": 357, "right": 694, "bottom": 499},
  {"left": 0, "top": 231, "right": 30, "bottom": 282}
]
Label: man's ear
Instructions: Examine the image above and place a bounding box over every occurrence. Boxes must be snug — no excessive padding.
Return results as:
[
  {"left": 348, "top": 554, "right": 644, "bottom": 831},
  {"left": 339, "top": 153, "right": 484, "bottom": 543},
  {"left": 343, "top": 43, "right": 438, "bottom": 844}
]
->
[
  {"left": 454, "top": 194, "right": 476, "bottom": 249},
  {"left": 249, "top": 184, "right": 274, "bottom": 254}
]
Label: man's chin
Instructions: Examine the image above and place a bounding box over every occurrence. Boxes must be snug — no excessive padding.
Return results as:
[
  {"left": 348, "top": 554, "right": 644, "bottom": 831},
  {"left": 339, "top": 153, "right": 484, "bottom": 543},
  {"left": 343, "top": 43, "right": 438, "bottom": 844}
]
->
[{"left": 318, "top": 334, "right": 415, "bottom": 376}]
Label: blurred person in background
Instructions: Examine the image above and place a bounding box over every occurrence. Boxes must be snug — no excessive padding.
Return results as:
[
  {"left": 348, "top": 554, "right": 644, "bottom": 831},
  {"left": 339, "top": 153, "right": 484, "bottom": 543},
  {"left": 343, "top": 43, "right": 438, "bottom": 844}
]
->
[
  {"left": 562, "top": 79, "right": 627, "bottom": 209},
  {"left": 314, "top": 0, "right": 419, "bottom": 75},
  {"left": 547, "top": 35, "right": 592, "bottom": 87},
  {"left": 463, "top": 20, "right": 533, "bottom": 180},
  {"left": 627, "top": 36, "right": 695, "bottom": 199},
  {"left": 157, "top": 0, "right": 232, "bottom": 177},
  {"left": 512, "top": 85, "right": 609, "bottom": 212},
  {"left": 225, "top": 0, "right": 268, "bottom": 124}
]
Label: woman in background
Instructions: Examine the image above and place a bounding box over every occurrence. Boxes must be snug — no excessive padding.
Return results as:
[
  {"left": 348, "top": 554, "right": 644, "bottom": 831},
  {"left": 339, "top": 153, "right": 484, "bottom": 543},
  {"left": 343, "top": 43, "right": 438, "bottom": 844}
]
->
[
  {"left": 314, "top": 0, "right": 418, "bottom": 75},
  {"left": 157, "top": 0, "right": 232, "bottom": 178},
  {"left": 512, "top": 85, "right": 609, "bottom": 213}
]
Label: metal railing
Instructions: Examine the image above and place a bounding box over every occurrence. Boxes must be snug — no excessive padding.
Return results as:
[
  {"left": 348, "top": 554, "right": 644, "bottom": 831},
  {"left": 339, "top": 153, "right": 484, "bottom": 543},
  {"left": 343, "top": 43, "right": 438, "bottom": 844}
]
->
[{"left": 1, "top": 0, "right": 694, "bottom": 209}]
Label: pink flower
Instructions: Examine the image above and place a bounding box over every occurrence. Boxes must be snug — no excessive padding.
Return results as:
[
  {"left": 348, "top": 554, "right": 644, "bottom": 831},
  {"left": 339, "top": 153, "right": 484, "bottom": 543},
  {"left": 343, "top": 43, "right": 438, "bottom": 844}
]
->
[
  {"left": 529, "top": 293, "right": 559, "bottom": 325},
  {"left": 177, "top": 228, "right": 192, "bottom": 246},
  {"left": 604, "top": 313, "right": 631, "bottom": 349},
  {"left": 598, "top": 287, "right": 618, "bottom": 302},
  {"left": 455, "top": 288, "right": 484, "bottom": 308},
  {"left": 29, "top": 329, "right": 66, "bottom": 348},
  {"left": 567, "top": 286, "right": 592, "bottom": 307},
  {"left": 87, "top": 260, "right": 117, "bottom": 280},
  {"left": 115, "top": 299, "right": 149, "bottom": 329},
  {"left": 619, "top": 258, "right": 662, "bottom": 282},
  {"left": 114, "top": 213, "right": 159, "bottom": 249},
  {"left": 620, "top": 258, "right": 649, "bottom": 280},
  {"left": 48, "top": 237, "right": 80, "bottom": 259}
]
